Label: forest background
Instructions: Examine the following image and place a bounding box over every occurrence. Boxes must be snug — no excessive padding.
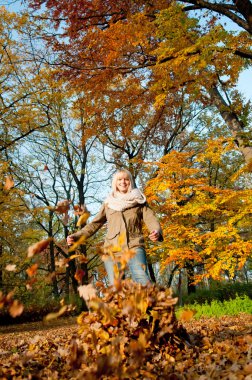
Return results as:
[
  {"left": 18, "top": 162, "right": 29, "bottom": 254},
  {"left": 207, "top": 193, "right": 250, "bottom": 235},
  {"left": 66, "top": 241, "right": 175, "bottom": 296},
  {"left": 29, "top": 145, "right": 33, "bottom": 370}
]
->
[{"left": 0, "top": 0, "right": 252, "bottom": 318}]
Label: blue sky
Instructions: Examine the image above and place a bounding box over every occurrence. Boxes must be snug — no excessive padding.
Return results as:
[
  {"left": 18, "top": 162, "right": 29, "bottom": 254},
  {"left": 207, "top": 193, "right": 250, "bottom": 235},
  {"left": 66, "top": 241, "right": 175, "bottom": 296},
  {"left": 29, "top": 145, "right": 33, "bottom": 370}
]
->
[{"left": 237, "top": 68, "right": 252, "bottom": 102}]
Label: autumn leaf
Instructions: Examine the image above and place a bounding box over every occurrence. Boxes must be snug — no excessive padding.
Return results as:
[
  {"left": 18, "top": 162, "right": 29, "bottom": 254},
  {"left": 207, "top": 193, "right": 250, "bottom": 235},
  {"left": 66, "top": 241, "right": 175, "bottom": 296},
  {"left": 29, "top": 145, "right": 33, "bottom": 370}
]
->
[
  {"left": 3, "top": 176, "right": 14, "bottom": 191},
  {"left": 44, "top": 305, "right": 68, "bottom": 322},
  {"left": 69, "top": 254, "right": 84, "bottom": 261},
  {"left": 179, "top": 309, "right": 196, "bottom": 322},
  {"left": 27, "top": 238, "right": 51, "bottom": 258},
  {"left": 54, "top": 200, "right": 70, "bottom": 214},
  {"left": 73, "top": 204, "right": 90, "bottom": 217},
  {"left": 78, "top": 284, "right": 96, "bottom": 301},
  {"left": 76, "top": 212, "right": 90, "bottom": 227},
  {"left": 26, "top": 263, "right": 38, "bottom": 277},
  {"left": 118, "top": 232, "right": 126, "bottom": 246},
  {"left": 68, "top": 236, "right": 86, "bottom": 252},
  {"left": 5, "top": 264, "right": 17, "bottom": 272},
  {"left": 8, "top": 299, "right": 24, "bottom": 318},
  {"left": 74, "top": 269, "right": 85, "bottom": 284}
]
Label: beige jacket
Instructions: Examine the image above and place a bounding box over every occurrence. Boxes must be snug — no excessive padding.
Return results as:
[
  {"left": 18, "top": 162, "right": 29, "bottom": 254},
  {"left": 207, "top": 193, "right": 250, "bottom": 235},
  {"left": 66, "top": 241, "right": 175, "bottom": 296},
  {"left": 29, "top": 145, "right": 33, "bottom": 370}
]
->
[{"left": 72, "top": 203, "right": 163, "bottom": 252}]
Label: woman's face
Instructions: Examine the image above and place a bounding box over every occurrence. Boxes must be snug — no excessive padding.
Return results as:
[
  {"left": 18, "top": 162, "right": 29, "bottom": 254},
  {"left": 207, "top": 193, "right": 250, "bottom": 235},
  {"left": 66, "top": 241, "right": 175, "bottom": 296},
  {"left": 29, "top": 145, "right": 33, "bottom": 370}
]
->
[{"left": 116, "top": 172, "right": 131, "bottom": 193}]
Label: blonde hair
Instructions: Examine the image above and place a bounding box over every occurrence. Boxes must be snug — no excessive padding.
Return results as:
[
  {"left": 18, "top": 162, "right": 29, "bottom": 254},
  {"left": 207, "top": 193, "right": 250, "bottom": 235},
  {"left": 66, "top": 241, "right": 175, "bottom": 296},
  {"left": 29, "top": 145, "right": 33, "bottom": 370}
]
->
[{"left": 111, "top": 169, "right": 135, "bottom": 193}]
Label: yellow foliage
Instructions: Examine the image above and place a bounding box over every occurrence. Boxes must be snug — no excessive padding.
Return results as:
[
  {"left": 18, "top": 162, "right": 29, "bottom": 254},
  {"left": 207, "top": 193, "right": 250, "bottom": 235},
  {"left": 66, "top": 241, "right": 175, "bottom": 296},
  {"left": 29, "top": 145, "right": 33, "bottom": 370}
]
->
[{"left": 146, "top": 148, "right": 252, "bottom": 282}]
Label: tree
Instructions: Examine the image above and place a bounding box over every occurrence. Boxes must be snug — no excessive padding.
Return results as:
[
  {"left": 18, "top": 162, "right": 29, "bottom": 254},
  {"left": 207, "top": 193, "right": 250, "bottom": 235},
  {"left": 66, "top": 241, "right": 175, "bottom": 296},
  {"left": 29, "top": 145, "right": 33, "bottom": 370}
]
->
[
  {"left": 145, "top": 135, "right": 252, "bottom": 289},
  {"left": 0, "top": 8, "right": 51, "bottom": 153},
  {"left": 0, "top": 161, "right": 42, "bottom": 296},
  {"left": 11, "top": 91, "right": 110, "bottom": 299},
  {"left": 26, "top": 0, "right": 252, "bottom": 166}
]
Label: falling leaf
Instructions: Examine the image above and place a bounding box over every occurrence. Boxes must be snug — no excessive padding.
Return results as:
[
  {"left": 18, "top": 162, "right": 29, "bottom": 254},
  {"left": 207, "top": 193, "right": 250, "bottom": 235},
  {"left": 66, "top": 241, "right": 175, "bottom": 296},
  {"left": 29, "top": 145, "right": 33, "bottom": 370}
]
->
[
  {"left": 9, "top": 300, "right": 24, "bottom": 318},
  {"left": 76, "top": 212, "right": 90, "bottom": 227},
  {"left": 5, "top": 264, "right": 17, "bottom": 272},
  {"left": 69, "top": 254, "right": 83, "bottom": 261},
  {"left": 3, "top": 176, "right": 14, "bottom": 190},
  {"left": 26, "top": 263, "right": 38, "bottom": 277},
  {"left": 55, "top": 200, "right": 70, "bottom": 214},
  {"left": 44, "top": 305, "right": 68, "bottom": 322},
  {"left": 78, "top": 284, "right": 96, "bottom": 301},
  {"left": 68, "top": 236, "right": 86, "bottom": 252},
  {"left": 74, "top": 204, "right": 88, "bottom": 216},
  {"left": 74, "top": 269, "right": 85, "bottom": 284},
  {"left": 6, "top": 291, "right": 15, "bottom": 301},
  {"left": 27, "top": 238, "right": 51, "bottom": 258},
  {"left": 118, "top": 232, "right": 126, "bottom": 246},
  {"left": 68, "top": 254, "right": 88, "bottom": 264}
]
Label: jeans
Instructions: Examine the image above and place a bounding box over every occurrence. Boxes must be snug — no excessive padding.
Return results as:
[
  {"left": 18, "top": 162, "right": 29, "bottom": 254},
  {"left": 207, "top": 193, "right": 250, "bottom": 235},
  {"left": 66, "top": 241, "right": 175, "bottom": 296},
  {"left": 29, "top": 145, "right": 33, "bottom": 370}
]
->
[{"left": 104, "top": 246, "right": 151, "bottom": 286}]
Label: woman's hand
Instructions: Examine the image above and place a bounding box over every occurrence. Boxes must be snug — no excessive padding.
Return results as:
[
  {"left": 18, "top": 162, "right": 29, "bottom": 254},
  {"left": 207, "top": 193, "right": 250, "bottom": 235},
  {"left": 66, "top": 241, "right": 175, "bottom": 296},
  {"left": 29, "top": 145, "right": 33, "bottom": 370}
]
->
[
  {"left": 66, "top": 235, "right": 75, "bottom": 246},
  {"left": 149, "top": 230, "right": 160, "bottom": 242}
]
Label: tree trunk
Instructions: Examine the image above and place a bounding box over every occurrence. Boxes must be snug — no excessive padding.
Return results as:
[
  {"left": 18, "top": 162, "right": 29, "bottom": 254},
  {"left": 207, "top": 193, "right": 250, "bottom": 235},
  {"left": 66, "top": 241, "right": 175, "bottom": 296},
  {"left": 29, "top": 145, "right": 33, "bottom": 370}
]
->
[
  {"left": 210, "top": 85, "right": 252, "bottom": 166},
  {"left": 167, "top": 264, "right": 179, "bottom": 287},
  {"left": 64, "top": 266, "right": 70, "bottom": 303},
  {"left": 148, "top": 263, "right": 156, "bottom": 283},
  {"left": 48, "top": 211, "right": 59, "bottom": 298},
  {"left": 186, "top": 261, "right": 196, "bottom": 294},
  {"left": 0, "top": 243, "right": 2, "bottom": 289},
  {"left": 178, "top": 270, "right": 183, "bottom": 306},
  {"left": 49, "top": 240, "right": 59, "bottom": 298}
]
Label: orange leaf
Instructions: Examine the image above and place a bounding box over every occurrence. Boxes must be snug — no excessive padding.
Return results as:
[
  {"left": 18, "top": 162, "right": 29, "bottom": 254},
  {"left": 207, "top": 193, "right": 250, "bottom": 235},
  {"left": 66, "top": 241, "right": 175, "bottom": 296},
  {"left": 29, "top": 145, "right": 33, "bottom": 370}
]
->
[
  {"left": 26, "top": 263, "right": 38, "bottom": 277},
  {"left": 179, "top": 309, "right": 196, "bottom": 322},
  {"left": 27, "top": 238, "right": 51, "bottom": 258},
  {"left": 74, "top": 269, "right": 85, "bottom": 284},
  {"left": 4, "top": 176, "right": 14, "bottom": 191},
  {"left": 9, "top": 300, "right": 24, "bottom": 318}
]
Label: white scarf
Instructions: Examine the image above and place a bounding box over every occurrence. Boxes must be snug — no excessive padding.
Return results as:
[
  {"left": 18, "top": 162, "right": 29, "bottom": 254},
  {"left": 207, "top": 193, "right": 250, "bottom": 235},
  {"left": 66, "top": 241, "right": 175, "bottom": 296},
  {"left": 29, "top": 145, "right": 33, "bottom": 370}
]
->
[{"left": 105, "top": 188, "right": 146, "bottom": 211}]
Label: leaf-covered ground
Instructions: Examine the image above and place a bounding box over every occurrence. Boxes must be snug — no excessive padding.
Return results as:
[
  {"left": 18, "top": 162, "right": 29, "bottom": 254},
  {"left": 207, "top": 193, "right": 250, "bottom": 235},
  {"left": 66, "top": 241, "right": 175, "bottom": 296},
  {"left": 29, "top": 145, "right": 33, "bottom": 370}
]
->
[{"left": 0, "top": 282, "right": 251, "bottom": 379}]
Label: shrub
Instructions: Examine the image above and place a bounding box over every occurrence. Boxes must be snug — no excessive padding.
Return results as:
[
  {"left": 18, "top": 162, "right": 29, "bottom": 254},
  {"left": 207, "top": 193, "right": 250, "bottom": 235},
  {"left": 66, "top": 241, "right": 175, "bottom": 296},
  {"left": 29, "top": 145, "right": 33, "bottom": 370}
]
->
[{"left": 183, "top": 281, "right": 252, "bottom": 305}]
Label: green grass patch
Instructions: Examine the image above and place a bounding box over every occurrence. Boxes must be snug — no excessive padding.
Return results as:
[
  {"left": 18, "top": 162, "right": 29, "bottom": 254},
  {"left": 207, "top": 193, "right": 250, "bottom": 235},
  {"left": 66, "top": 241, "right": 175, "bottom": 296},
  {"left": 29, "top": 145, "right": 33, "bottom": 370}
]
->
[{"left": 177, "top": 294, "right": 252, "bottom": 319}]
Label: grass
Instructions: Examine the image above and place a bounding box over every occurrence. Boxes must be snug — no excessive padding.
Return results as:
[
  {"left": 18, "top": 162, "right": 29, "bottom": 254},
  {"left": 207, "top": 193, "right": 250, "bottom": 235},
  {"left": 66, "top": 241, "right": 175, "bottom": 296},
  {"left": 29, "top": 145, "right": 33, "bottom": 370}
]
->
[{"left": 177, "top": 294, "right": 252, "bottom": 319}]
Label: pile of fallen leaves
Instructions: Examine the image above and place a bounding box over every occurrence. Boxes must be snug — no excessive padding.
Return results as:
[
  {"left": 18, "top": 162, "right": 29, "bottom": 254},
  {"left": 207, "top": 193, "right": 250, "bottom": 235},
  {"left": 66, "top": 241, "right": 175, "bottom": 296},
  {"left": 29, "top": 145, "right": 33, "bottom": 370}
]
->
[
  {"left": 0, "top": 280, "right": 251, "bottom": 379},
  {"left": 75, "top": 280, "right": 189, "bottom": 379}
]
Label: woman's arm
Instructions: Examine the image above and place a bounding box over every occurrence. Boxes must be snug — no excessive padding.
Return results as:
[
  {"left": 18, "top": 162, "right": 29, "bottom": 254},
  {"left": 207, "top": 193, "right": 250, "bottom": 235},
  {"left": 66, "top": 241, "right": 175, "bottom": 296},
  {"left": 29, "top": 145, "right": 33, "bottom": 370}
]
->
[
  {"left": 142, "top": 204, "right": 163, "bottom": 242},
  {"left": 67, "top": 203, "right": 107, "bottom": 245}
]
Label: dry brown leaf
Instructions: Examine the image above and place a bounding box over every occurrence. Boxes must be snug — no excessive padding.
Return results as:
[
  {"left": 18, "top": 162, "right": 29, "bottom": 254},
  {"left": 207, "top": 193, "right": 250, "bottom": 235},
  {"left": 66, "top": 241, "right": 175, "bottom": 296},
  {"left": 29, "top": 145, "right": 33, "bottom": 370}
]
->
[
  {"left": 27, "top": 238, "right": 51, "bottom": 258},
  {"left": 74, "top": 269, "right": 85, "bottom": 284},
  {"left": 55, "top": 200, "right": 70, "bottom": 214}
]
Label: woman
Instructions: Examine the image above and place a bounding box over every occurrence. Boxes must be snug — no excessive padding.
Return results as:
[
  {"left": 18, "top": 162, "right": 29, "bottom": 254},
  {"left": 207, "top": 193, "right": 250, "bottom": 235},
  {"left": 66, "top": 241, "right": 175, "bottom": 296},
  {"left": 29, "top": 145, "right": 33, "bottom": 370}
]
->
[{"left": 67, "top": 169, "right": 163, "bottom": 285}]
